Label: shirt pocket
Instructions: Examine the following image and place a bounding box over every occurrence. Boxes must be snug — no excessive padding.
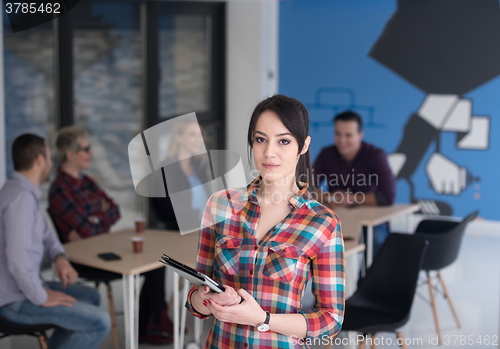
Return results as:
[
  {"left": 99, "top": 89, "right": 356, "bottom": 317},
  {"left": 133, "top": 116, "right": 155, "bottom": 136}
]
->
[
  {"left": 214, "top": 235, "right": 243, "bottom": 276},
  {"left": 263, "top": 242, "right": 304, "bottom": 282}
]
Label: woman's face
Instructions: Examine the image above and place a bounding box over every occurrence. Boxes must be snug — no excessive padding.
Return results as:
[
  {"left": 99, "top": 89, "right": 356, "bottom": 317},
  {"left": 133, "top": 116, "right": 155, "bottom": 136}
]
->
[
  {"left": 70, "top": 136, "right": 92, "bottom": 171},
  {"left": 177, "top": 123, "right": 204, "bottom": 156},
  {"left": 252, "top": 110, "right": 308, "bottom": 184}
]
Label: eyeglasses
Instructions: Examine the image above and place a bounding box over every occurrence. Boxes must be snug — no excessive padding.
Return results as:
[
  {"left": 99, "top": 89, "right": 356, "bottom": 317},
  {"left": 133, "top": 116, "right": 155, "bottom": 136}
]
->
[{"left": 77, "top": 145, "right": 92, "bottom": 153}]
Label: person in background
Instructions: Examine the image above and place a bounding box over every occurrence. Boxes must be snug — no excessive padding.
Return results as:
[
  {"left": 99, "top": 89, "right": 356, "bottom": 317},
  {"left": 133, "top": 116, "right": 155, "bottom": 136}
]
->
[
  {"left": 0, "top": 134, "right": 110, "bottom": 349},
  {"left": 48, "top": 127, "right": 120, "bottom": 242},
  {"left": 313, "top": 111, "right": 396, "bottom": 255},
  {"left": 151, "top": 118, "right": 210, "bottom": 231},
  {"left": 48, "top": 126, "right": 173, "bottom": 345}
]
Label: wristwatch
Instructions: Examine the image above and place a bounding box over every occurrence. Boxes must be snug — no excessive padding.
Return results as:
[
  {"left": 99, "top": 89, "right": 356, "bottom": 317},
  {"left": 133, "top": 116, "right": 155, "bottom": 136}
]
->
[
  {"left": 256, "top": 311, "right": 270, "bottom": 332},
  {"left": 89, "top": 215, "right": 100, "bottom": 224},
  {"left": 55, "top": 253, "right": 68, "bottom": 262}
]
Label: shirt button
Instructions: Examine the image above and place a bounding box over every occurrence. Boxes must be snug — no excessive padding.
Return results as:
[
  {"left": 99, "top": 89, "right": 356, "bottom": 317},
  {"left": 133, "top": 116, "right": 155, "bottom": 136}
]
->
[
  {"left": 249, "top": 270, "right": 253, "bottom": 275},
  {"left": 253, "top": 246, "right": 258, "bottom": 250},
  {"left": 244, "top": 344, "right": 249, "bottom": 348}
]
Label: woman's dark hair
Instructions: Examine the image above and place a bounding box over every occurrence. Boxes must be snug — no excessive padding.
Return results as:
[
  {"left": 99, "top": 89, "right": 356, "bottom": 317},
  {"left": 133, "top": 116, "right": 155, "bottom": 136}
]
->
[{"left": 247, "top": 94, "right": 314, "bottom": 189}]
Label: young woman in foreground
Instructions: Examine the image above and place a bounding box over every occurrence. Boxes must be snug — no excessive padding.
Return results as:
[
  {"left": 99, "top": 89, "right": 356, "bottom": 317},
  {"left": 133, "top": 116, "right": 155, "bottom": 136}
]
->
[{"left": 186, "top": 95, "right": 345, "bottom": 348}]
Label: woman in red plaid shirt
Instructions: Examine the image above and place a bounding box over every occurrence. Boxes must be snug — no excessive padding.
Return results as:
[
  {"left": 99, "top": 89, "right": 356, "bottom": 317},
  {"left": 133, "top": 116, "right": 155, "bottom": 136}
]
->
[
  {"left": 186, "top": 95, "right": 345, "bottom": 348},
  {"left": 48, "top": 126, "right": 174, "bottom": 345}
]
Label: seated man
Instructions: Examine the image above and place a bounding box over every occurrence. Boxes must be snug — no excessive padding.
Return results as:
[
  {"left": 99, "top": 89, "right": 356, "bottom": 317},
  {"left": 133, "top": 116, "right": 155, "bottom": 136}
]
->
[
  {"left": 313, "top": 111, "right": 396, "bottom": 255},
  {"left": 0, "top": 134, "right": 111, "bottom": 349}
]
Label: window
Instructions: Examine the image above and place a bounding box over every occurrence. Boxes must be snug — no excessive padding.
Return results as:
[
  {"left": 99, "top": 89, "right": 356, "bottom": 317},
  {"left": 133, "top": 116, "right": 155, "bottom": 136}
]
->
[
  {"left": 73, "top": 1, "right": 143, "bottom": 229},
  {"left": 3, "top": 1, "right": 225, "bottom": 228},
  {"left": 3, "top": 19, "right": 55, "bottom": 179},
  {"left": 159, "top": 13, "right": 211, "bottom": 118}
]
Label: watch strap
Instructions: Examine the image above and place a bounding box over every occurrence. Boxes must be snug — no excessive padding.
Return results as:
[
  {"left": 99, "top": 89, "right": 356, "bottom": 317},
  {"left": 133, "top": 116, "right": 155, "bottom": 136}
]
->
[
  {"left": 264, "top": 310, "right": 270, "bottom": 325},
  {"left": 55, "top": 253, "right": 68, "bottom": 261}
]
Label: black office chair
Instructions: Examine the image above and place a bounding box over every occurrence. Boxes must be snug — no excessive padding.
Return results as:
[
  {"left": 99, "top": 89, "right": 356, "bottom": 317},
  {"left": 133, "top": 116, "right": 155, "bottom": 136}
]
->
[
  {"left": 0, "top": 315, "right": 54, "bottom": 349},
  {"left": 340, "top": 233, "right": 428, "bottom": 349},
  {"left": 47, "top": 211, "right": 121, "bottom": 349},
  {"left": 412, "top": 210, "right": 478, "bottom": 344}
]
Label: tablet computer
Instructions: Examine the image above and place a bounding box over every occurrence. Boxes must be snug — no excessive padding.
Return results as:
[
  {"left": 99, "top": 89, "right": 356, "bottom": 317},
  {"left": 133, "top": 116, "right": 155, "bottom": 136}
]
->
[{"left": 159, "top": 254, "right": 225, "bottom": 293}]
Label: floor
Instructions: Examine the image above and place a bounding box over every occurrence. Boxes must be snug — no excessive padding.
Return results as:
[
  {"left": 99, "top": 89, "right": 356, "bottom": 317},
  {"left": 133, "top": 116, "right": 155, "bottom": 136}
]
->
[{"left": 2, "top": 231, "right": 499, "bottom": 349}]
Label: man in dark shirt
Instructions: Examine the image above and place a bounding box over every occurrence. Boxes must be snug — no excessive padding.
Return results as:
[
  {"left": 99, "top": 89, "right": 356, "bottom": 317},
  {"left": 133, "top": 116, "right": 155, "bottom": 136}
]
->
[{"left": 313, "top": 111, "right": 396, "bottom": 254}]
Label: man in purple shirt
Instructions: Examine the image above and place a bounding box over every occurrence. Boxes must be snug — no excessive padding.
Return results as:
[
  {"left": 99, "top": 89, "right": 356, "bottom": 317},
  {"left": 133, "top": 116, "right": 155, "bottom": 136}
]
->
[
  {"left": 0, "top": 134, "right": 110, "bottom": 349},
  {"left": 313, "top": 111, "right": 396, "bottom": 254}
]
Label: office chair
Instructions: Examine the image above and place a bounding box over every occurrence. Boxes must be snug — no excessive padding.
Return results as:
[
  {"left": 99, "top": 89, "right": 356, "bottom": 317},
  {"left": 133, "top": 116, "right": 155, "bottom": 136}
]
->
[
  {"left": 47, "top": 211, "right": 121, "bottom": 349},
  {"left": 0, "top": 315, "right": 55, "bottom": 349},
  {"left": 412, "top": 210, "right": 478, "bottom": 344},
  {"left": 340, "top": 233, "right": 428, "bottom": 349}
]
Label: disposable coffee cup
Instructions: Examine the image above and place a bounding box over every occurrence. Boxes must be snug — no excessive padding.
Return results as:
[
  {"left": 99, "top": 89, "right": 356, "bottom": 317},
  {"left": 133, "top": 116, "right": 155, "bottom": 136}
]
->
[
  {"left": 131, "top": 236, "right": 144, "bottom": 253},
  {"left": 135, "top": 218, "right": 146, "bottom": 233}
]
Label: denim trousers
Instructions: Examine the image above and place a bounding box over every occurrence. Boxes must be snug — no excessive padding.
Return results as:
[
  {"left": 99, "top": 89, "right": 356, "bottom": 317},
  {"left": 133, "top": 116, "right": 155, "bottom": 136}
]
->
[{"left": 0, "top": 282, "right": 111, "bottom": 349}]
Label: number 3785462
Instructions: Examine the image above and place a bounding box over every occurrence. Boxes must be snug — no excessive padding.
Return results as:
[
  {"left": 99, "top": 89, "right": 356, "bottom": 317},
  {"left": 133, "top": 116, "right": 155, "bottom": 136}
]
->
[{"left": 5, "top": 2, "right": 61, "bottom": 14}]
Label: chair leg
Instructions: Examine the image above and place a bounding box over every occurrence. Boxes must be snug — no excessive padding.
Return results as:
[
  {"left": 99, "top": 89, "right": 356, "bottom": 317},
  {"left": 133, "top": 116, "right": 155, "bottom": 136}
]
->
[
  {"left": 371, "top": 333, "right": 377, "bottom": 349},
  {"left": 324, "top": 336, "right": 334, "bottom": 349},
  {"left": 437, "top": 271, "right": 461, "bottom": 328},
  {"left": 427, "top": 271, "right": 442, "bottom": 345},
  {"left": 396, "top": 332, "right": 408, "bottom": 349},
  {"left": 106, "top": 282, "right": 120, "bottom": 349},
  {"left": 37, "top": 332, "right": 49, "bottom": 349},
  {"left": 167, "top": 275, "right": 185, "bottom": 311},
  {"left": 358, "top": 335, "right": 366, "bottom": 349}
]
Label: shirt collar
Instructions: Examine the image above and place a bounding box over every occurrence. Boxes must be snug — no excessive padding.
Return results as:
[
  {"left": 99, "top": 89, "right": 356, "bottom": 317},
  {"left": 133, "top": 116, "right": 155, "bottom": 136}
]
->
[
  {"left": 336, "top": 141, "right": 366, "bottom": 164},
  {"left": 240, "top": 176, "right": 312, "bottom": 209},
  {"left": 12, "top": 171, "right": 42, "bottom": 200},
  {"left": 57, "top": 168, "right": 84, "bottom": 183}
]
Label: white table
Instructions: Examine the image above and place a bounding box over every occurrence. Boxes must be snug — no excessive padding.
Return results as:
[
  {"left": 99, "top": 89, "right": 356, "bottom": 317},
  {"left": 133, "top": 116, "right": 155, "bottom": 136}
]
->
[
  {"left": 64, "top": 229, "right": 199, "bottom": 349},
  {"left": 334, "top": 204, "right": 420, "bottom": 267}
]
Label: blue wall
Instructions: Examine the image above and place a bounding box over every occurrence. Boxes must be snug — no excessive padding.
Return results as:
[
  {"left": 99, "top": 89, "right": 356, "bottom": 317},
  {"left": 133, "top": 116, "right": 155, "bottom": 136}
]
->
[{"left": 279, "top": 0, "right": 500, "bottom": 220}]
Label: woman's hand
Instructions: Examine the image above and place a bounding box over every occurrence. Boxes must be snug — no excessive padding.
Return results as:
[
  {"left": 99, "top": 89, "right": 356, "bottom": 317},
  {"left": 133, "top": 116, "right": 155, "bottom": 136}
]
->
[
  {"left": 67, "top": 229, "right": 81, "bottom": 242},
  {"left": 54, "top": 257, "right": 78, "bottom": 288},
  {"left": 199, "top": 285, "right": 241, "bottom": 306},
  {"left": 205, "top": 289, "right": 266, "bottom": 327},
  {"left": 190, "top": 285, "right": 241, "bottom": 315}
]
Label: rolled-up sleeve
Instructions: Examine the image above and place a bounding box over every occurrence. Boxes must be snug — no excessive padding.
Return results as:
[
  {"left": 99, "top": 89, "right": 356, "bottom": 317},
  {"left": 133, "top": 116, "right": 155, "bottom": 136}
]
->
[
  {"left": 185, "top": 194, "right": 216, "bottom": 319},
  {"left": 4, "top": 193, "right": 48, "bottom": 306},
  {"left": 300, "top": 217, "right": 345, "bottom": 339},
  {"left": 42, "top": 216, "right": 66, "bottom": 261}
]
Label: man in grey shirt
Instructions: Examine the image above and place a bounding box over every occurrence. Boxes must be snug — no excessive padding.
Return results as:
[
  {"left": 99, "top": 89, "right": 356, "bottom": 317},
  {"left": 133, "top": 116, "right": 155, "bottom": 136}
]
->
[{"left": 0, "top": 134, "right": 110, "bottom": 349}]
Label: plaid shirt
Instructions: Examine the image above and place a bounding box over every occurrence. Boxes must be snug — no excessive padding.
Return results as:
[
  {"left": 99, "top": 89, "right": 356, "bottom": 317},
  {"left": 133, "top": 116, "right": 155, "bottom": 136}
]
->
[
  {"left": 48, "top": 169, "right": 121, "bottom": 242},
  {"left": 186, "top": 177, "right": 345, "bottom": 349}
]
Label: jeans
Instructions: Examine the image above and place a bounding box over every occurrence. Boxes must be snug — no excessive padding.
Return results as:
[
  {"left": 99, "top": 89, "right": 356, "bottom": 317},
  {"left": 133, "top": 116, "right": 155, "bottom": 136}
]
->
[{"left": 0, "top": 282, "right": 111, "bottom": 349}]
